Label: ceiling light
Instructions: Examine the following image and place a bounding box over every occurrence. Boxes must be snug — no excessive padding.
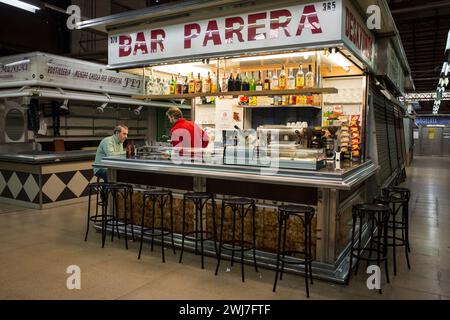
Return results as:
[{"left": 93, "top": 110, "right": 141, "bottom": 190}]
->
[
  {"left": 328, "top": 51, "right": 351, "bottom": 72},
  {"left": 60, "top": 99, "right": 69, "bottom": 111},
  {"left": 233, "top": 51, "right": 316, "bottom": 62},
  {"left": 134, "top": 106, "right": 143, "bottom": 115},
  {"left": 0, "top": 0, "right": 40, "bottom": 13},
  {"left": 97, "top": 102, "right": 108, "bottom": 113},
  {"left": 4, "top": 58, "right": 30, "bottom": 67}
]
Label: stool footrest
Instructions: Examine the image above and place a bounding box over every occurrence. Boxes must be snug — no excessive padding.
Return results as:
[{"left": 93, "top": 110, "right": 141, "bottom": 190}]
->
[
  {"left": 221, "top": 240, "right": 254, "bottom": 252},
  {"left": 278, "top": 250, "right": 312, "bottom": 265},
  {"left": 350, "top": 248, "right": 388, "bottom": 261},
  {"left": 182, "top": 230, "right": 214, "bottom": 242},
  {"left": 141, "top": 228, "right": 172, "bottom": 237},
  {"left": 372, "top": 235, "right": 408, "bottom": 247}
]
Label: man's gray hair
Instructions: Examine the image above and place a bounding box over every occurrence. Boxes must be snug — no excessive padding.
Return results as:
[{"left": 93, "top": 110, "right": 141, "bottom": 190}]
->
[{"left": 113, "top": 125, "right": 128, "bottom": 134}]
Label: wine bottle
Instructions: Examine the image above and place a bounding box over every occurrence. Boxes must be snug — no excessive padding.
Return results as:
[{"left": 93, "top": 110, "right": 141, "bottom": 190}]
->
[
  {"left": 305, "top": 64, "right": 314, "bottom": 88},
  {"left": 264, "top": 70, "right": 271, "bottom": 90},
  {"left": 195, "top": 73, "right": 202, "bottom": 93},
  {"left": 241, "top": 72, "right": 250, "bottom": 91},
  {"left": 228, "top": 71, "right": 235, "bottom": 92},
  {"left": 235, "top": 69, "right": 242, "bottom": 91},
  {"left": 255, "top": 71, "right": 263, "bottom": 91},
  {"left": 272, "top": 70, "right": 279, "bottom": 90},
  {"left": 279, "top": 65, "right": 287, "bottom": 90},
  {"left": 287, "top": 68, "right": 295, "bottom": 90},
  {"left": 296, "top": 64, "right": 305, "bottom": 89},
  {"left": 249, "top": 72, "right": 256, "bottom": 91}
]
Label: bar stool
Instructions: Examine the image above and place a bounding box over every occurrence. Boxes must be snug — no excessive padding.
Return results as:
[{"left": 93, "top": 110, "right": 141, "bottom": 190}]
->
[
  {"left": 374, "top": 192, "right": 411, "bottom": 275},
  {"left": 84, "top": 181, "right": 113, "bottom": 242},
  {"left": 179, "top": 192, "right": 217, "bottom": 269},
  {"left": 102, "top": 183, "right": 135, "bottom": 249},
  {"left": 272, "top": 205, "right": 315, "bottom": 298},
  {"left": 346, "top": 203, "right": 390, "bottom": 294},
  {"left": 138, "top": 189, "right": 176, "bottom": 263},
  {"left": 215, "top": 197, "right": 258, "bottom": 282},
  {"left": 383, "top": 186, "right": 411, "bottom": 253}
]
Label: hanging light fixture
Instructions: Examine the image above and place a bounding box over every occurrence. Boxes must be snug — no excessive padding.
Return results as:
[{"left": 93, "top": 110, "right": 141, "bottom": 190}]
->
[{"left": 0, "top": 0, "right": 40, "bottom": 13}]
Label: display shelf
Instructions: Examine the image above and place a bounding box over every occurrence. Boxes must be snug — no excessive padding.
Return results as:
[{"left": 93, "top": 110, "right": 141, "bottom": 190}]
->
[{"left": 133, "top": 88, "right": 338, "bottom": 100}]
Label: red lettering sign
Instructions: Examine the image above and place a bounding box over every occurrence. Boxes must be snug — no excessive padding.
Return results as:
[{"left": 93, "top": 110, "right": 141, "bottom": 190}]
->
[
  {"left": 184, "top": 23, "right": 201, "bottom": 49},
  {"left": 151, "top": 29, "right": 166, "bottom": 53},
  {"left": 203, "top": 20, "right": 222, "bottom": 47},
  {"left": 248, "top": 12, "right": 267, "bottom": 41},
  {"left": 119, "top": 35, "right": 132, "bottom": 57},
  {"left": 133, "top": 32, "right": 148, "bottom": 55},
  {"left": 225, "top": 17, "right": 244, "bottom": 44},
  {"left": 296, "top": 5, "right": 322, "bottom": 36},
  {"left": 270, "top": 9, "right": 292, "bottom": 39}
]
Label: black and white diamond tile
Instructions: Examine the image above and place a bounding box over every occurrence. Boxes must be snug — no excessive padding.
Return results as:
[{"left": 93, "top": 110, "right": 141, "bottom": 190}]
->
[
  {"left": 1, "top": 168, "right": 95, "bottom": 205},
  {"left": 41, "top": 169, "right": 95, "bottom": 203},
  {"left": 0, "top": 170, "right": 39, "bottom": 202}
]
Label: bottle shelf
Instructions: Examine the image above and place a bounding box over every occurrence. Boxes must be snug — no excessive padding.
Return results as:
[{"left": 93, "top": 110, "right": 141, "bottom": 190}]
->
[
  {"left": 243, "top": 105, "right": 321, "bottom": 109},
  {"left": 133, "top": 87, "right": 338, "bottom": 100}
]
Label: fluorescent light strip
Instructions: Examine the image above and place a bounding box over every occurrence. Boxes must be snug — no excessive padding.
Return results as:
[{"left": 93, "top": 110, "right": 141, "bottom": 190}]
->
[
  {"left": 233, "top": 51, "right": 316, "bottom": 62},
  {"left": 0, "top": 0, "right": 40, "bottom": 13}
]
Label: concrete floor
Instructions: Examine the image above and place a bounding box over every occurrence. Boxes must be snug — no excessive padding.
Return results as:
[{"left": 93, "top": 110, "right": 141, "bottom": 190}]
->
[{"left": 1, "top": 156, "right": 450, "bottom": 300}]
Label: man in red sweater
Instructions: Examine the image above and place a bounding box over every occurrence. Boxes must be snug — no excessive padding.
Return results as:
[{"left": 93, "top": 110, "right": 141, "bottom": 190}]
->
[{"left": 166, "top": 107, "right": 209, "bottom": 159}]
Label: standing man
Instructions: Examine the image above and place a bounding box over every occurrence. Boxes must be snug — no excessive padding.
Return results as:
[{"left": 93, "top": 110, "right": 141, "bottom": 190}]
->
[
  {"left": 93, "top": 125, "right": 128, "bottom": 182},
  {"left": 166, "top": 107, "right": 209, "bottom": 158}
]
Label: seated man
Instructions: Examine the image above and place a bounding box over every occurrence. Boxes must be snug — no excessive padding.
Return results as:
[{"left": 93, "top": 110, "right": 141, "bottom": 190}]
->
[
  {"left": 166, "top": 107, "right": 209, "bottom": 159},
  {"left": 93, "top": 125, "right": 128, "bottom": 182}
]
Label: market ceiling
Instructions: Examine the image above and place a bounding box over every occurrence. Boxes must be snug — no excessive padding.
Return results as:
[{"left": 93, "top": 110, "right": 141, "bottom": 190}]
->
[{"left": 389, "top": 0, "right": 450, "bottom": 114}]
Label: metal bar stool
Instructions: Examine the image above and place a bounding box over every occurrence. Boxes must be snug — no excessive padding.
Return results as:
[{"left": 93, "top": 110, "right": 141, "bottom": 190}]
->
[
  {"left": 382, "top": 186, "right": 411, "bottom": 253},
  {"left": 138, "top": 189, "right": 176, "bottom": 263},
  {"left": 84, "top": 181, "right": 113, "bottom": 242},
  {"left": 179, "top": 192, "right": 217, "bottom": 269},
  {"left": 374, "top": 192, "right": 411, "bottom": 275},
  {"left": 273, "top": 205, "right": 315, "bottom": 298},
  {"left": 346, "top": 203, "right": 390, "bottom": 294},
  {"left": 102, "top": 183, "right": 135, "bottom": 249},
  {"left": 215, "top": 197, "right": 258, "bottom": 283}
]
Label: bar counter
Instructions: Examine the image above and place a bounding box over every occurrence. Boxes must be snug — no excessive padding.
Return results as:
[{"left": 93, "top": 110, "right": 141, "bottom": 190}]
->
[
  {"left": 0, "top": 150, "right": 97, "bottom": 209},
  {"left": 98, "top": 156, "right": 379, "bottom": 283}
]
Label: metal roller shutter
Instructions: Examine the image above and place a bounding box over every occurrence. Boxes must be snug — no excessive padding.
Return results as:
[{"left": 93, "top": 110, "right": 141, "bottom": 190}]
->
[
  {"left": 386, "top": 104, "right": 399, "bottom": 171},
  {"left": 373, "top": 90, "right": 391, "bottom": 183}
]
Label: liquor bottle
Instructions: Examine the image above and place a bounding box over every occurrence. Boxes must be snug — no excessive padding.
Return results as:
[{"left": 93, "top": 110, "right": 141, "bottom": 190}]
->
[
  {"left": 235, "top": 69, "right": 242, "bottom": 91},
  {"left": 272, "top": 70, "right": 279, "bottom": 90},
  {"left": 176, "top": 74, "right": 183, "bottom": 94},
  {"left": 264, "top": 70, "right": 271, "bottom": 90},
  {"left": 287, "top": 68, "right": 295, "bottom": 89},
  {"left": 241, "top": 72, "right": 250, "bottom": 91},
  {"left": 211, "top": 72, "right": 218, "bottom": 93},
  {"left": 163, "top": 78, "right": 171, "bottom": 95},
  {"left": 249, "top": 72, "right": 256, "bottom": 91},
  {"left": 279, "top": 65, "right": 287, "bottom": 90},
  {"left": 205, "top": 71, "right": 212, "bottom": 93},
  {"left": 305, "top": 64, "right": 314, "bottom": 88},
  {"left": 296, "top": 64, "right": 305, "bottom": 89},
  {"left": 255, "top": 71, "right": 263, "bottom": 91},
  {"left": 228, "top": 71, "right": 235, "bottom": 92},
  {"left": 184, "top": 76, "right": 189, "bottom": 94},
  {"left": 188, "top": 72, "right": 195, "bottom": 93},
  {"left": 195, "top": 73, "right": 202, "bottom": 93},
  {"left": 221, "top": 72, "right": 228, "bottom": 93},
  {"left": 169, "top": 76, "right": 176, "bottom": 94}
]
